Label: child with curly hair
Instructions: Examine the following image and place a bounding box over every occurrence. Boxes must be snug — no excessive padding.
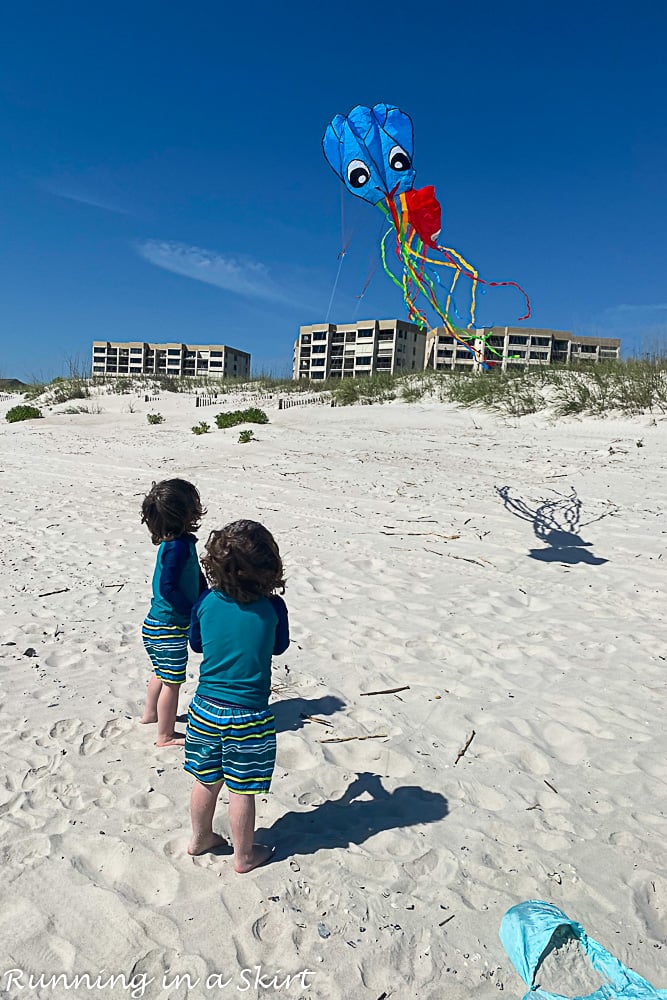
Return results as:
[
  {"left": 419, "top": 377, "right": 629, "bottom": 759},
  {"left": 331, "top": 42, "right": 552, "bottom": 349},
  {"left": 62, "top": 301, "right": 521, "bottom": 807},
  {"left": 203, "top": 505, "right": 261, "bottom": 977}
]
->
[
  {"left": 184, "top": 519, "right": 289, "bottom": 872},
  {"left": 140, "top": 479, "right": 207, "bottom": 747}
]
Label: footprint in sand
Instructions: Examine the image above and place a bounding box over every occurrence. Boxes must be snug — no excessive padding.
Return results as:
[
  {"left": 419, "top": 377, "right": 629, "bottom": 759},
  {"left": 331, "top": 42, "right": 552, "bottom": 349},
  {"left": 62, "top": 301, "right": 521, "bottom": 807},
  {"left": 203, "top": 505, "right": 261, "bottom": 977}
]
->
[
  {"left": 277, "top": 734, "right": 320, "bottom": 771},
  {"left": 0, "top": 832, "right": 51, "bottom": 869},
  {"left": 67, "top": 834, "right": 180, "bottom": 905},
  {"left": 633, "top": 872, "right": 667, "bottom": 941},
  {"left": 102, "top": 769, "right": 132, "bottom": 786},
  {"left": 401, "top": 848, "right": 439, "bottom": 877},
  {"left": 48, "top": 718, "right": 84, "bottom": 740}
]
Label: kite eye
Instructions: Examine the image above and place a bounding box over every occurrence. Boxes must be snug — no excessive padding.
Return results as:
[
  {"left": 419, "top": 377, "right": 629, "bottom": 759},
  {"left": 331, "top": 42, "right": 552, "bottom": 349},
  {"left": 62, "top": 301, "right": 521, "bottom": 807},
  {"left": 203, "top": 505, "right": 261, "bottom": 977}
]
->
[
  {"left": 347, "top": 159, "right": 371, "bottom": 188},
  {"left": 389, "top": 145, "right": 411, "bottom": 172}
]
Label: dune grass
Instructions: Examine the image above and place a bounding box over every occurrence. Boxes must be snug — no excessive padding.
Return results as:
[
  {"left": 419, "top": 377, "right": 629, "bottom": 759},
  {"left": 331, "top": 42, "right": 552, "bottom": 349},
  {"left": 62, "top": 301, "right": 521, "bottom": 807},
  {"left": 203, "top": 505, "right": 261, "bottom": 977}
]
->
[{"left": 14, "top": 358, "right": 667, "bottom": 418}]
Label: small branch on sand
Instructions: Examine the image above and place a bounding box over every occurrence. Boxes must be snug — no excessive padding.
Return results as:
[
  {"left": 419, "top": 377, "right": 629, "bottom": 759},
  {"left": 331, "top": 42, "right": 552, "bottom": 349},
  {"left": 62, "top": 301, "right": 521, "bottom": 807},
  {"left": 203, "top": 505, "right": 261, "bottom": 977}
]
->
[
  {"left": 299, "top": 713, "right": 334, "bottom": 727},
  {"left": 320, "top": 733, "right": 388, "bottom": 744},
  {"left": 103, "top": 583, "right": 125, "bottom": 592},
  {"left": 439, "top": 914, "right": 455, "bottom": 927},
  {"left": 448, "top": 554, "right": 492, "bottom": 568},
  {"left": 544, "top": 779, "right": 559, "bottom": 794},
  {"left": 38, "top": 587, "right": 70, "bottom": 598},
  {"left": 380, "top": 530, "right": 460, "bottom": 540},
  {"left": 360, "top": 686, "right": 410, "bottom": 697},
  {"left": 454, "top": 730, "right": 476, "bottom": 765}
]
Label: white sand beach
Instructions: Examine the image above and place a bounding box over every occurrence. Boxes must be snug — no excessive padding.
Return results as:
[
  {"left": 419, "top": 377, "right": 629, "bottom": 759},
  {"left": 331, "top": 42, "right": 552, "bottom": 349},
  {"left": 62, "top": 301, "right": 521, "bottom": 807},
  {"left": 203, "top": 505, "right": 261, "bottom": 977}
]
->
[{"left": 1, "top": 386, "right": 665, "bottom": 999}]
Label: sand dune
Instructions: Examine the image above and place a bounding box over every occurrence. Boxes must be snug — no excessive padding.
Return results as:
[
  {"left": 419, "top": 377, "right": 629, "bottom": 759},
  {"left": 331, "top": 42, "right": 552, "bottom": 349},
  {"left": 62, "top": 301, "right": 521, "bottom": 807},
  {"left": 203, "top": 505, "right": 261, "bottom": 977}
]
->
[{"left": 1, "top": 387, "right": 665, "bottom": 998}]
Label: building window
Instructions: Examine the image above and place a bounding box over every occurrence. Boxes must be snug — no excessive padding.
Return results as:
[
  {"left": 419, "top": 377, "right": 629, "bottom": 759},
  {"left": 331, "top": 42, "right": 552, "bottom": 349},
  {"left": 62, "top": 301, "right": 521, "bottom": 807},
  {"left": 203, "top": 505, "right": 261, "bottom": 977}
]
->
[
  {"left": 311, "top": 359, "right": 325, "bottom": 367},
  {"left": 509, "top": 335, "right": 528, "bottom": 345},
  {"left": 312, "top": 345, "right": 326, "bottom": 354},
  {"left": 356, "top": 357, "right": 372, "bottom": 366},
  {"left": 357, "top": 328, "right": 373, "bottom": 337},
  {"left": 301, "top": 334, "right": 311, "bottom": 344},
  {"left": 377, "top": 332, "right": 394, "bottom": 342},
  {"left": 532, "top": 337, "right": 550, "bottom": 347},
  {"left": 345, "top": 332, "right": 356, "bottom": 342},
  {"left": 312, "top": 331, "right": 327, "bottom": 341}
]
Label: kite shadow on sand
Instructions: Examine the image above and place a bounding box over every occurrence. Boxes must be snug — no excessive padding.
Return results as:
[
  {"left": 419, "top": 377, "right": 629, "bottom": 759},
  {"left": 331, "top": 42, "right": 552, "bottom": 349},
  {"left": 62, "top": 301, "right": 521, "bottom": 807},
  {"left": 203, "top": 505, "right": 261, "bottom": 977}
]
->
[
  {"left": 496, "top": 485, "right": 610, "bottom": 565},
  {"left": 258, "top": 771, "right": 448, "bottom": 861}
]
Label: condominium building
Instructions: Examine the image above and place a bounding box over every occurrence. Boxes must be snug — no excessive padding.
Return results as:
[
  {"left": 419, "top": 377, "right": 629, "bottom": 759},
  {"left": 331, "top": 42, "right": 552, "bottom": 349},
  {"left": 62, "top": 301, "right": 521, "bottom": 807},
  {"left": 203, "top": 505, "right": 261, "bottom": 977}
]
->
[
  {"left": 293, "top": 320, "right": 427, "bottom": 380},
  {"left": 427, "top": 327, "right": 621, "bottom": 372},
  {"left": 91, "top": 341, "right": 251, "bottom": 379}
]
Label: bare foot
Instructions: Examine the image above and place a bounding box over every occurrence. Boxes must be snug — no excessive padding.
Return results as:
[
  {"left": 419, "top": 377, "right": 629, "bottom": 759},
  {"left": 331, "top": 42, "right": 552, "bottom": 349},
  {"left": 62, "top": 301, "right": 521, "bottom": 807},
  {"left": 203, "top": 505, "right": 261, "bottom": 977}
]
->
[
  {"left": 155, "top": 733, "right": 185, "bottom": 747},
  {"left": 187, "top": 833, "right": 231, "bottom": 857},
  {"left": 139, "top": 713, "right": 158, "bottom": 724},
  {"left": 234, "top": 843, "right": 275, "bottom": 874}
]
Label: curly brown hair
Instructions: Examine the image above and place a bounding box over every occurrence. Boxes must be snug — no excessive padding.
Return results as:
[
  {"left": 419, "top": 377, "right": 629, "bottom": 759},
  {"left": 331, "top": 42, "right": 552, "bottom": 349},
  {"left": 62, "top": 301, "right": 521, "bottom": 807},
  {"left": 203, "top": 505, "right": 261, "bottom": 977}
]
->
[
  {"left": 202, "top": 520, "right": 285, "bottom": 603},
  {"left": 141, "top": 479, "right": 206, "bottom": 544}
]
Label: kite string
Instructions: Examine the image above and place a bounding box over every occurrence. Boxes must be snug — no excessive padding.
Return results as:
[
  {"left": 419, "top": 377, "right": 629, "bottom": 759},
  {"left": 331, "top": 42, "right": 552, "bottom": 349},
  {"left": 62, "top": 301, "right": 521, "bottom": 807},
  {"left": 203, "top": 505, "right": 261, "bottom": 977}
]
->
[{"left": 325, "top": 251, "right": 345, "bottom": 323}]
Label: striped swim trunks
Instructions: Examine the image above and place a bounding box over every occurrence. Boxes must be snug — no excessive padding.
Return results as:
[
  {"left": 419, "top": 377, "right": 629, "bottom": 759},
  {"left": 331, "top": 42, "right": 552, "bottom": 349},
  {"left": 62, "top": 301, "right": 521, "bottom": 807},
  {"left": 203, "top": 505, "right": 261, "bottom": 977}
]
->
[
  {"left": 142, "top": 616, "right": 189, "bottom": 685},
  {"left": 184, "top": 693, "right": 276, "bottom": 794}
]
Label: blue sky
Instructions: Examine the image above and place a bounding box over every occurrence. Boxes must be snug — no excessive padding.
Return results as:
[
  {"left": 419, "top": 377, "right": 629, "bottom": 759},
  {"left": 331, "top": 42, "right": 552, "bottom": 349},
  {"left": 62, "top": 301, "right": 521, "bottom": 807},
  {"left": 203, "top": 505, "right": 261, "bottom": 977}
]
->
[{"left": 2, "top": 1, "right": 666, "bottom": 380}]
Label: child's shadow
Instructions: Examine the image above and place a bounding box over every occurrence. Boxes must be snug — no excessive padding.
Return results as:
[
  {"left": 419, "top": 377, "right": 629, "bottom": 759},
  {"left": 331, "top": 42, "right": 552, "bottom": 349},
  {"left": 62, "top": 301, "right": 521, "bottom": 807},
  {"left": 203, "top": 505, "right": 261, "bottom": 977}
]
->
[
  {"left": 258, "top": 771, "right": 448, "bottom": 861},
  {"left": 272, "top": 695, "right": 346, "bottom": 734}
]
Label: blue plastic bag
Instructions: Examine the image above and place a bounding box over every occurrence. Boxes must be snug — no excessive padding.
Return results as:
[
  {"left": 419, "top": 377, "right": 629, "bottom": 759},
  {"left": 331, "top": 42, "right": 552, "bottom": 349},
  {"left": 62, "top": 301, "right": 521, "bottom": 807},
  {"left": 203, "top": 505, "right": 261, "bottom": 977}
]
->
[{"left": 499, "top": 901, "right": 667, "bottom": 999}]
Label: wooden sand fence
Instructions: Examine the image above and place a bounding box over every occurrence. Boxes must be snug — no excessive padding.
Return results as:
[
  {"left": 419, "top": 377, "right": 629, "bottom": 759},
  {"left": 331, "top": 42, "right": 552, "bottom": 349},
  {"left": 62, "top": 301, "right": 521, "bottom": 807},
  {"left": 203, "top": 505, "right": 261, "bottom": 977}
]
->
[
  {"left": 195, "top": 391, "right": 276, "bottom": 408},
  {"left": 278, "top": 393, "right": 336, "bottom": 410}
]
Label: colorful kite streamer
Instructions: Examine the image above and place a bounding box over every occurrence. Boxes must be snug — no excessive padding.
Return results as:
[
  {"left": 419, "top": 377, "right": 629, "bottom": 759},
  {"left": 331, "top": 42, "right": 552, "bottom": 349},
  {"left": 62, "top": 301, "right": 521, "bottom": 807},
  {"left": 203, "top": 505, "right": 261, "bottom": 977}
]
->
[{"left": 323, "top": 103, "right": 530, "bottom": 369}]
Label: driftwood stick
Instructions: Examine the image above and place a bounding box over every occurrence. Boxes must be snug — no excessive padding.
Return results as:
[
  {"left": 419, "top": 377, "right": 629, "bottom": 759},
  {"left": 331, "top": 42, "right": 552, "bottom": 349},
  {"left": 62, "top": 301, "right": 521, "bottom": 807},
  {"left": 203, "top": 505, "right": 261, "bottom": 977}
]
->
[
  {"left": 299, "top": 713, "right": 334, "bottom": 727},
  {"left": 439, "top": 914, "right": 455, "bottom": 927},
  {"left": 320, "top": 733, "right": 388, "bottom": 744},
  {"left": 454, "top": 729, "right": 476, "bottom": 765},
  {"left": 360, "top": 686, "right": 410, "bottom": 697},
  {"left": 103, "top": 583, "right": 125, "bottom": 591},
  {"left": 544, "top": 779, "right": 559, "bottom": 794},
  {"left": 38, "top": 587, "right": 70, "bottom": 598}
]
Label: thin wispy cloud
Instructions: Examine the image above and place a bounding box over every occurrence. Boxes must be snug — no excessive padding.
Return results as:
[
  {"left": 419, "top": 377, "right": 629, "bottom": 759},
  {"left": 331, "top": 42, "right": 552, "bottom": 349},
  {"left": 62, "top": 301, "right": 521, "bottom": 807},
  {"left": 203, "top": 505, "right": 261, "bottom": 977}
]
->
[
  {"left": 42, "top": 183, "right": 130, "bottom": 215},
  {"left": 136, "top": 240, "right": 304, "bottom": 308},
  {"left": 600, "top": 303, "right": 667, "bottom": 326}
]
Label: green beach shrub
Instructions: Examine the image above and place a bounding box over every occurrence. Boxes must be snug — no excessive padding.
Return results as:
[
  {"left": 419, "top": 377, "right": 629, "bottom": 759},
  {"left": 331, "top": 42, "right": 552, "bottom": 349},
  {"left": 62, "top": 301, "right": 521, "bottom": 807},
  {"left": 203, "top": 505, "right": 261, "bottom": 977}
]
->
[
  {"left": 238, "top": 429, "right": 255, "bottom": 444},
  {"left": 191, "top": 421, "right": 210, "bottom": 435},
  {"left": 6, "top": 404, "right": 43, "bottom": 423},
  {"left": 147, "top": 412, "right": 164, "bottom": 425},
  {"left": 215, "top": 408, "right": 269, "bottom": 429}
]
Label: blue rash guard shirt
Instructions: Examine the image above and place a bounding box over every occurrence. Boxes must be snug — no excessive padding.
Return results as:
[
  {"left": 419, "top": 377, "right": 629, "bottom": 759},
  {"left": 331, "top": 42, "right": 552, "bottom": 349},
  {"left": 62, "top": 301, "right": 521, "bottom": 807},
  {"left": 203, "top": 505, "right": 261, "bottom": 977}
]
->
[
  {"left": 148, "top": 534, "right": 206, "bottom": 627},
  {"left": 189, "top": 589, "right": 289, "bottom": 710}
]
